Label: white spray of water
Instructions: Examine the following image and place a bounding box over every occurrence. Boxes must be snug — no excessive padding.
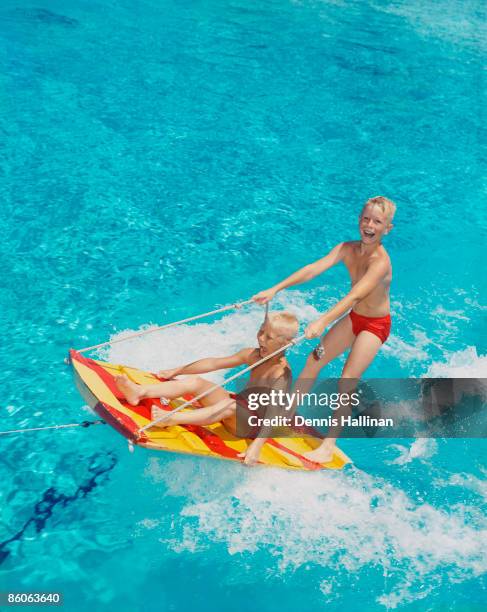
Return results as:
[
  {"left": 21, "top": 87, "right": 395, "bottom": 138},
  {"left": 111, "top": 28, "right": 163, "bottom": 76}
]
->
[
  {"left": 145, "top": 457, "right": 486, "bottom": 609},
  {"left": 425, "top": 346, "right": 487, "bottom": 379},
  {"left": 390, "top": 346, "right": 487, "bottom": 466},
  {"left": 104, "top": 295, "right": 486, "bottom": 608},
  {"left": 388, "top": 439, "right": 438, "bottom": 465}
]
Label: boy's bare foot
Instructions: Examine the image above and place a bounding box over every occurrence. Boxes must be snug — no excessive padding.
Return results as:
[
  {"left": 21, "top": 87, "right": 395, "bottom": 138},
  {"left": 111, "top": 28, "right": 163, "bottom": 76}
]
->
[
  {"left": 304, "top": 440, "right": 335, "bottom": 464},
  {"left": 150, "top": 405, "right": 176, "bottom": 427},
  {"left": 115, "top": 374, "right": 143, "bottom": 406}
]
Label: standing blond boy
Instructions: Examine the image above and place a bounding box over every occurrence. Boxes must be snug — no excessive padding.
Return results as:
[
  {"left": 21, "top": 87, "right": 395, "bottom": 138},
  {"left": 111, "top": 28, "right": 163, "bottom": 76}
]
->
[{"left": 253, "top": 196, "right": 396, "bottom": 462}]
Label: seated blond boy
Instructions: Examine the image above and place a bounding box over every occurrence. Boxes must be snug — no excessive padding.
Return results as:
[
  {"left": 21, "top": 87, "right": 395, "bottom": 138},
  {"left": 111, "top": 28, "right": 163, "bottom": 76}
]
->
[{"left": 115, "top": 311, "right": 299, "bottom": 465}]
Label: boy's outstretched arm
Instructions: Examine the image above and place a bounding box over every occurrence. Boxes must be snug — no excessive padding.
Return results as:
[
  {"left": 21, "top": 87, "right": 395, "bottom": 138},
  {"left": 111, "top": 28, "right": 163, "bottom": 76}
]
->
[
  {"left": 253, "top": 243, "right": 345, "bottom": 303},
  {"left": 305, "top": 259, "right": 389, "bottom": 338},
  {"left": 159, "top": 349, "right": 252, "bottom": 379}
]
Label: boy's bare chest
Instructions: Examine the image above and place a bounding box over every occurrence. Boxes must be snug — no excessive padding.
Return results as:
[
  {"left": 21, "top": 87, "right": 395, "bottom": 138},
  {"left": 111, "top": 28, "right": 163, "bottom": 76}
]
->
[
  {"left": 344, "top": 257, "right": 371, "bottom": 284},
  {"left": 344, "top": 249, "right": 390, "bottom": 286},
  {"left": 249, "top": 361, "right": 272, "bottom": 380}
]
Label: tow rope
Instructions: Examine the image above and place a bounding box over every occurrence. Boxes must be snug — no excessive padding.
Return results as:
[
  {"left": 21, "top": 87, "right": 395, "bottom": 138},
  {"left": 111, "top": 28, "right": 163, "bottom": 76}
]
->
[
  {"left": 0, "top": 420, "right": 106, "bottom": 436},
  {"left": 77, "top": 299, "right": 254, "bottom": 354}
]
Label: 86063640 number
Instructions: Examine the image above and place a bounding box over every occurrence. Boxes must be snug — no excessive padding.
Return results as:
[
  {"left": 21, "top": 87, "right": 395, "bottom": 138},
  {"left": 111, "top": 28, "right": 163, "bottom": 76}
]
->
[{"left": 0, "top": 592, "right": 63, "bottom": 606}]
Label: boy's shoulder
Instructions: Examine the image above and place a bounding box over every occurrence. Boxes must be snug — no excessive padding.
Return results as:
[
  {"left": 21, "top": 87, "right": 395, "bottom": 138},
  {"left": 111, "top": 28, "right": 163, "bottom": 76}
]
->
[
  {"left": 244, "top": 349, "right": 291, "bottom": 372},
  {"left": 342, "top": 240, "right": 361, "bottom": 250},
  {"left": 341, "top": 241, "right": 358, "bottom": 255},
  {"left": 264, "top": 360, "right": 292, "bottom": 382}
]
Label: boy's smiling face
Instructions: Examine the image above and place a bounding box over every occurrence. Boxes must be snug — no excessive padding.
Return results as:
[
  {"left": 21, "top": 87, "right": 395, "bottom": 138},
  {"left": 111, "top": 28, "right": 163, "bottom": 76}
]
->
[
  {"left": 359, "top": 203, "right": 392, "bottom": 245},
  {"left": 256, "top": 321, "right": 288, "bottom": 357}
]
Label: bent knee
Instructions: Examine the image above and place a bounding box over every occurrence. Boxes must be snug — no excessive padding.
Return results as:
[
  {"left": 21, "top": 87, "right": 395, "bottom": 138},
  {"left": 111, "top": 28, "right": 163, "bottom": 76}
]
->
[
  {"left": 185, "top": 375, "right": 206, "bottom": 392},
  {"left": 222, "top": 400, "right": 236, "bottom": 418}
]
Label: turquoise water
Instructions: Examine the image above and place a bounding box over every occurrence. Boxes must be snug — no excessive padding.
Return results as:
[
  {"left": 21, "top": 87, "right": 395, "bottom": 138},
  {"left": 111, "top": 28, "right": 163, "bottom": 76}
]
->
[{"left": 1, "top": 0, "right": 486, "bottom": 609}]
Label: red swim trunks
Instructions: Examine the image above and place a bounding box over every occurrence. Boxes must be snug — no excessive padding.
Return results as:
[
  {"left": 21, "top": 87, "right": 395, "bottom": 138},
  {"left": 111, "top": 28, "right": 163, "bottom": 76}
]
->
[{"left": 349, "top": 310, "right": 391, "bottom": 344}]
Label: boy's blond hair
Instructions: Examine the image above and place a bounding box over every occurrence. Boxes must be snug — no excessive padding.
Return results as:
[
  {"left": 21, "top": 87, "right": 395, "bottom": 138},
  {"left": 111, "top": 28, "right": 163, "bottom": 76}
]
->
[
  {"left": 267, "top": 311, "right": 299, "bottom": 340},
  {"left": 363, "top": 195, "right": 396, "bottom": 223}
]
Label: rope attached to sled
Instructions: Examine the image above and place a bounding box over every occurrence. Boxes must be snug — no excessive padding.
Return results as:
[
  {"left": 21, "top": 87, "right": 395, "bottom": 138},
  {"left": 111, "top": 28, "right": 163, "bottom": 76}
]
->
[
  {"left": 0, "top": 420, "right": 106, "bottom": 436},
  {"left": 138, "top": 333, "right": 307, "bottom": 434},
  {"left": 77, "top": 299, "right": 254, "bottom": 354}
]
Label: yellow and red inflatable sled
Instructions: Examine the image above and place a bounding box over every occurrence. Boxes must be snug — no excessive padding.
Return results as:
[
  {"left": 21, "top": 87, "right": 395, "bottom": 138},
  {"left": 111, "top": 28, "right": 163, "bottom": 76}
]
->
[{"left": 70, "top": 350, "right": 351, "bottom": 471}]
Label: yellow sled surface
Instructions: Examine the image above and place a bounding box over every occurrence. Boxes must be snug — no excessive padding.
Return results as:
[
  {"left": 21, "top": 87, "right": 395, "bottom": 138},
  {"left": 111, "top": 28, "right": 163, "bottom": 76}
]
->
[{"left": 70, "top": 350, "right": 351, "bottom": 471}]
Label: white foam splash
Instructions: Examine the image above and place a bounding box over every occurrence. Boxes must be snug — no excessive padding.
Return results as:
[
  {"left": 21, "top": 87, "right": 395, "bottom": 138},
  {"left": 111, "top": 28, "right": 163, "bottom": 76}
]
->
[
  {"left": 145, "top": 459, "right": 486, "bottom": 608},
  {"left": 382, "top": 334, "right": 430, "bottom": 365},
  {"left": 434, "top": 471, "right": 487, "bottom": 502},
  {"left": 388, "top": 439, "right": 438, "bottom": 465},
  {"left": 425, "top": 346, "right": 487, "bottom": 379},
  {"left": 102, "top": 298, "right": 486, "bottom": 608},
  {"left": 431, "top": 306, "right": 470, "bottom": 322}
]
